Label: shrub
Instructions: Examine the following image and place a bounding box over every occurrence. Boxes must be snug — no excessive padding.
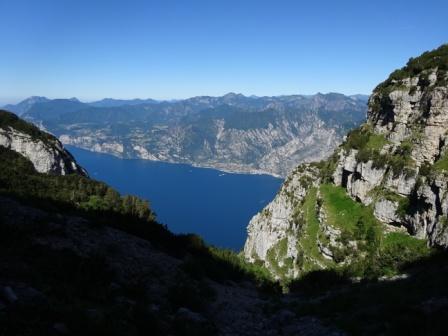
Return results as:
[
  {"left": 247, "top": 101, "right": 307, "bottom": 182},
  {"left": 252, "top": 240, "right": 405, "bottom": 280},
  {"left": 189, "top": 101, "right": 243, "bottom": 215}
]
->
[
  {"left": 418, "top": 162, "right": 432, "bottom": 177},
  {"left": 343, "top": 127, "right": 370, "bottom": 151},
  {"left": 314, "top": 152, "right": 339, "bottom": 183},
  {"left": 433, "top": 151, "right": 448, "bottom": 171},
  {"left": 288, "top": 269, "right": 350, "bottom": 295},
  {"left": 375, "top": 44, "right": 448, "bottom": 92},
  {"left": 167, "top": 277, "right": 216, "bottom": 312}
]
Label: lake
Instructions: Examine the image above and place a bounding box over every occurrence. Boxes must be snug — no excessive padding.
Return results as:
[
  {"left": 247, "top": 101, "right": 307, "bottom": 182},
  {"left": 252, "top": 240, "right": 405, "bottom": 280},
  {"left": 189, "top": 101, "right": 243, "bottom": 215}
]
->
[{"left": 67, "top": 146, "right": 283, "bottom": 250}]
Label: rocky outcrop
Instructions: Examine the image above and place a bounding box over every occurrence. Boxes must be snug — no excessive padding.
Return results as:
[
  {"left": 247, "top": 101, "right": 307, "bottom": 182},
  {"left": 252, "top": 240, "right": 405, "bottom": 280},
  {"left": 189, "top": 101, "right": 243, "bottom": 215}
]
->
[
  {"left": 244, "top": 45, "right": 448, "bottom": 279},
  {"left": 373, "top": 199, "right": 400, "bottom": 224},
  {"left": 332, "top": 58, "right": 448, "bottom": 246},
  {"left": 244, "top": 164, "right": 322, "bottom": 277},
  {"left": 0, "top": 111, "right": 87, "bottom": 176}
]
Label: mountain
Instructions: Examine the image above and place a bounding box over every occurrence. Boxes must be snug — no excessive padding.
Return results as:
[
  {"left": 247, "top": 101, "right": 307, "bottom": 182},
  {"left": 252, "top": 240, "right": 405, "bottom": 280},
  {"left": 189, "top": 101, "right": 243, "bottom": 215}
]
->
[
  {"left": 88, "top": 98, "right": 159, "bottom": 108},
  {"left": 349, "top": 94, "right": 370, "bottom": 102},
  {"left": 238, "top": 43, "right": 448, "bottom": 334},
  {"left": 24, "top": 99, "right": 87, "bottom": 121},
  {"left": 20, "top": 92, "right": 367, "bottom": 177},
  {"left": 3, "top": 96, "right": 50, "bottom": 116},
  {"left": 244, "top": 44, "right": 448, "bottom": 279},
  {"left": 2, "top": 45, "right": 448, "bottom": 335}
]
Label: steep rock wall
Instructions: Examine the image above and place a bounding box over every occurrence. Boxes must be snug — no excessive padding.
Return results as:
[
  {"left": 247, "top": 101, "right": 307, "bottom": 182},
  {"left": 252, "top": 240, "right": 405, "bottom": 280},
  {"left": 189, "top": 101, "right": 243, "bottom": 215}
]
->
[
  {"left": 244, "top": 45, "right": 448, "bottom": 279},
  {"left": 0, "top": 127, "right": 87, "bottom": 176}
]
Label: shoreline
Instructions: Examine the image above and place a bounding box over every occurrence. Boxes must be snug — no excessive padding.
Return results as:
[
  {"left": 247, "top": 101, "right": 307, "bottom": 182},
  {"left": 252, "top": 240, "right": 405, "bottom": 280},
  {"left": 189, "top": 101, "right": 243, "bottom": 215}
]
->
[{"left": 64, "top": 145, "right": 285, "bottom": 180}]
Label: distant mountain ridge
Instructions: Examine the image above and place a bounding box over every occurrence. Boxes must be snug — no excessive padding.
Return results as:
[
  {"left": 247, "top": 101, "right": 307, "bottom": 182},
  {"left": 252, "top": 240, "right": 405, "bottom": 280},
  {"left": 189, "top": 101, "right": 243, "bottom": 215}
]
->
[
  {"left": 7, "top": 92, "right": 368, "bottom": 177},
  {"left": 89, "top": 97, "right": 160, "bottom": 108},
  {"left": 3, "top": 96, "right": 50, "bottom": 116}
]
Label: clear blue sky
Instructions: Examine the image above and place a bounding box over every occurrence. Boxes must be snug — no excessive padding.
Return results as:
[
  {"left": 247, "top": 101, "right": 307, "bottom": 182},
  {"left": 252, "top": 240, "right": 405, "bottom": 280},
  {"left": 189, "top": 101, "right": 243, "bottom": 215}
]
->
[{"left": 1, "top": 0, "right": 447, "bottom": 104}]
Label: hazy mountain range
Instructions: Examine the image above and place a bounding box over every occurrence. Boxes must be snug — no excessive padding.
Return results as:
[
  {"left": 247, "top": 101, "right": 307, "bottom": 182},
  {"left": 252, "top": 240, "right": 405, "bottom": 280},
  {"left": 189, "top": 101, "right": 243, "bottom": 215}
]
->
[{"left": 5, "top": 92, "right": 368, "bottom": 177}]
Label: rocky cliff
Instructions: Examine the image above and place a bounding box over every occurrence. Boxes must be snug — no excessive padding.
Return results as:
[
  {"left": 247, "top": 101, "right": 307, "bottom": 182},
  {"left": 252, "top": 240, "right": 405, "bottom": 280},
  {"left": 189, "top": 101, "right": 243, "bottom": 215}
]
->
[
  {"left": 333, "top": 45, "right": 448, "bottom": 246},
  {"left": 244, "top": 45, "right": 448, "bottom": 279},
  {"left": 0, "top": 110, "right": 87, "bottom": 176}
]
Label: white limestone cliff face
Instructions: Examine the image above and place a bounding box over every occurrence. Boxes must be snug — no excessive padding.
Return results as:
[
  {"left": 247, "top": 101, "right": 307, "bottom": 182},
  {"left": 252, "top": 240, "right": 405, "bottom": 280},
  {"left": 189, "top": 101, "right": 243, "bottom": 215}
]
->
[
  {"left": 0, "top": 127, "right": 87, "bottom": 176},
  {"left": 332, "top": 69, "right": 448, "bottom": 246},
  {"left": 374, "top": 199, "right": 400, "bottom": 224},
  {"left": 243, "top": 163, "right": 360, "bottom": 278},
  {"left": 244, "top": 55, "right": 448, "bottom": 279},
  {"left": 244, "top": 164, "right": 321, "bottom": 277}
]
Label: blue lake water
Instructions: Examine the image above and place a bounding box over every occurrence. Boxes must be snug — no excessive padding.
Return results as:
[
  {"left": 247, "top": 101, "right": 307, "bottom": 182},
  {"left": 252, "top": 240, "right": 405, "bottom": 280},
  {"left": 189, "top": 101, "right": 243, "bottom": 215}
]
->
[{"left": 68, "top": 146, "right": 283, "bottom": 251}]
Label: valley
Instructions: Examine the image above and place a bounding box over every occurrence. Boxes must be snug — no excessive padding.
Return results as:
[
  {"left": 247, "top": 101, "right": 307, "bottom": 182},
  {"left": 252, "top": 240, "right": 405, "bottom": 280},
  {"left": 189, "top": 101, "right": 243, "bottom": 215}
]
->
[
  {"left": 8, "top": 93, "right": 368, "bottom": 177},
  {"left": 1, "top": 34, "right": 448, "bottom": 335}
]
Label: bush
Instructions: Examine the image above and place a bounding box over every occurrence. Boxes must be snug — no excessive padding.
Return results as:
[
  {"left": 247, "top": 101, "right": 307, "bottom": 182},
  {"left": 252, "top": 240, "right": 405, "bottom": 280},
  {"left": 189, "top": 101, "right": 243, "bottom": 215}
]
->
[
  {"left": 314, "top": 152, "right": 339, "bottom": 183},
  {"left": 396, "top": 198, "right": 410, "bottom": 219},
  {"left": 343, "top": 127, "right": 370, "bottom": 150},
  {"left": 374, "top": 44, "right": 448, "bottom": 93},
  {"left": 167, "top": 277, "right": 216, "bottom": 312},
  {"left": 288, "top": 269, "right": 350, "bottom": 295},
  {"left": 0, "top": 147, "right": 156, "bottom": 222},
  {"left": 419, "top": 162, "right": 432, "bottom": 176}
]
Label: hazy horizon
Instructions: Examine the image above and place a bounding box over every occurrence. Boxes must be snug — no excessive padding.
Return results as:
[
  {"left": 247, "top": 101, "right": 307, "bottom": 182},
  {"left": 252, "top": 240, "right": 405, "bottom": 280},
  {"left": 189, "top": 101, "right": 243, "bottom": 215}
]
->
[
  {"left": 2, "top": 91, "right": 371, "bottom": 106},
  {"left": 1, "top": 0, "right": 447, "bottom": 104}
]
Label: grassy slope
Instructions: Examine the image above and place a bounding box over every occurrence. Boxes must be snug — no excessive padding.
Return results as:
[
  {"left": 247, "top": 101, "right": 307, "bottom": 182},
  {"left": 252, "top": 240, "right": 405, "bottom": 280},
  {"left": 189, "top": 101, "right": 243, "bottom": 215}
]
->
[
  {"left": 320, "top": 183, "right": 369, "bottom": 232},
  {"left": 434, "top": 151, "right": 448, "bottom": 171},
  {"left": 298, "top": 188, "right": 333, "bottom": 272},
  {"left": 290, "top": 183, "right": 432, "bottom": 280}
]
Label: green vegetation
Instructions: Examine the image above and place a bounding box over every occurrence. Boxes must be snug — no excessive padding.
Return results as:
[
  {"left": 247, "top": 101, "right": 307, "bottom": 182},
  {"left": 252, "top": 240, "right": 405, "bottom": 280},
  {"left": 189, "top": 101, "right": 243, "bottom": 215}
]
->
[
  {"left": 369, "top": 187, "right": 410, "bottom": 219},
  {"left": 179, "top": 239, "right": 277, "bottom": 290},
  {"left": 344, "top": 124, "right": 390, "bottom": 167},
  {"left": 294, "top": 188, "right": 333, "bottom": 273},
  {"left": 368, "top": 44, "right": 448, "bottom": 122},
  {"left": 322, "top": 184, "right": 429, "bottom": 277},
  {"left": 266, "top": 238, "right": 294, "bottom": 279},
  {"left": 261, "top": 208, "right": 272, "bottom": 218},
  {"left": 320, "top": 184, "right": 383, "bottom": 272},
  {"left": 388, "top": 140, "right": 415, "bottom": 177},
  {"left": 312, "top": 151, "right": 339, "bottom": 183},
  {"left": 0, "top": 147, "right": 156, "bottom": 222},
  {"left": 320, "top": 184, "right": 374, "bottom": 232},
  {"left": 374, "top": 44, "right": 448, "bottom": 94},
  {"left": 410, "top": 148, "right": 448, "bottom": 183},
  {"left": 289, "top": 252, "right": 448, "bottom": 335},
  {"left": 290, "top": 184, "right": 432, "bottom": 282},
  {"left": 0, "top": 145, "right": 278, "bottom": 290},
  {"left": 342, "top": 125, "right": 373, "bottom": 151},
  {"left": 0, "top": 110, "right": 57, "bottom": 144},
  {"left": 0, "top": 132, "right": 288, "bottom": 335},
  {"left": 433, "top": 150, "right": 448, "bottom": 171},
  {"left": 343, "top": 124, "right": 417, "bottom": 177},
  {"left": 298, "top": 174, "right": 314, "bottom": 189},
  {"left": 379, "top": 232, "right": 430, "bottom": 274},
  {"left": 366, "top": 133, "right": 389, "bottom": 151}
]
